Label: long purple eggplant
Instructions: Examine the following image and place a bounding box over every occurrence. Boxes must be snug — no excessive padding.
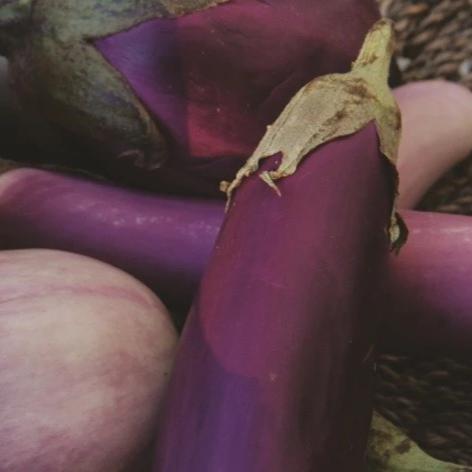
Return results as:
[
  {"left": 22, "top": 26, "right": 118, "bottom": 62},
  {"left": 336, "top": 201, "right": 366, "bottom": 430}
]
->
[
  {"left": 153, "top": 20, "right": 401, "bottom": 471},
  {"left": 0, "top": 0, "right": 380, "bottom": 196},
  {"left": 3, "top": 165, "right": 472, "bottom": 357},
  {"left": 0, "top": 166, "right": 222, "bottom": 312},
  {"left": 0, "top": 172, "right": 472, "bottom": 472},
  {"left": 380, "top": 210, "right": 472, "bottom": 357}
]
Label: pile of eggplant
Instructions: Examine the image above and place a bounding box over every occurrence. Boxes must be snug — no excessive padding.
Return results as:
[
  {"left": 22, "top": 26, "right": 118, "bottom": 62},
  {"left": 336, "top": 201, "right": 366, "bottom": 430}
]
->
[{"left": 1, "top": 1, "right": 472, "bottom": 471}]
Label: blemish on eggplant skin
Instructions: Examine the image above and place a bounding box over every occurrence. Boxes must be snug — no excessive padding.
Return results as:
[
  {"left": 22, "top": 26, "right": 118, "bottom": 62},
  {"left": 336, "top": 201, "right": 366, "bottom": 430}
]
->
[
  {"left": 363, "top": 53, "right": 378, "bottom": 65},
  {"left": 394, "top": 110, "right": 402, "bottom": 131},
  {"left": 269, "top": 372, "right": 278, "bottom": 382},
  {"left": 394, "top": 439, "right": 412, "bottom": 454},
  {"left": 374, "top": 429, "right": 393, "bottom": 443},
  {"left": 343, "top": 81, "right": 375, "bottom": 101}
]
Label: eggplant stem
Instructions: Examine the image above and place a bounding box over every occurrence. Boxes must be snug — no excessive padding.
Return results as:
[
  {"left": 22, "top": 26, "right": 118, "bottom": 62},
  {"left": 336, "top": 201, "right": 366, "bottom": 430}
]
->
[
  {"left": 221, "top": 19, "right": 405, "bottom": 248},
  {"left": 368, "top": 413, "right": 472, "bottom": 472},
  {"left": 222, "top": 19, "right": 400, "bottom": 204}
]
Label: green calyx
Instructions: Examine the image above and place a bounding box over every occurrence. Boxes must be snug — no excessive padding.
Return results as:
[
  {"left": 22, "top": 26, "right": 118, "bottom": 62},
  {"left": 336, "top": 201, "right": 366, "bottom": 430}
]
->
[
  {"left": 0, "top": 0, "right": 229, "bottom": 53},
  {"left": 30, "top": 1, "right": 229, "bottom": 44},
  {"left": 0, "top": 0, "right": 229, "bottom": 170}
]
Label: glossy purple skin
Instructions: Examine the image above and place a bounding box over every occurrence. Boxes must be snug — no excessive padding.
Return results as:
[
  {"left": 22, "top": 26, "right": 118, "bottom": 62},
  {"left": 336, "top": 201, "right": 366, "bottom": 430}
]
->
[
  {"left": 381, "top": 210, "right": 472, "bottom": 357},
  {"left": 153, "top": 124, "right": 394, "bottom": 472},
  {"left": 3, "top": 169, "right": 472, "bottom": 357},
  {"left": 96, "top": 0, "right": 380, "bottom": 196},
  {"left": 0, "top": 168, "right": 223, "bottom": 311}
]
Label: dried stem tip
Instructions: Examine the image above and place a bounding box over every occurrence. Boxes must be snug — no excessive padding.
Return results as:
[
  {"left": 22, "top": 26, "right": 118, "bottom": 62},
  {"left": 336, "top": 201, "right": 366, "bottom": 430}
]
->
[
  {"left": 221, "top": 19, "right": 403, "bottom": 248},
  {"left": 368, "top": 413, "right": 472, "bottom": 471}
]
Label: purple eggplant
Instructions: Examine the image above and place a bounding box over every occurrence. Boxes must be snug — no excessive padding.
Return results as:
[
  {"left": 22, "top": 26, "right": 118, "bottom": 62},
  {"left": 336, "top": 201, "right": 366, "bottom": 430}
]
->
[
  {"left": 0, "top": 0, "right": 380, "bottom": 196},
  {"left": 153, "top": 20, "right": 401, "bottom": 471},
  {"left": 3, "top": 164, "right": 472, "bottom": 357},
  {"left": 380, "top": 210, "right": 472, "bottom": 357},
  {"left": 154, "top": 129, "right": 393, "bottom": 472},
  {"left": 0, "top": 166, "right": 222, "bottom": 312}
]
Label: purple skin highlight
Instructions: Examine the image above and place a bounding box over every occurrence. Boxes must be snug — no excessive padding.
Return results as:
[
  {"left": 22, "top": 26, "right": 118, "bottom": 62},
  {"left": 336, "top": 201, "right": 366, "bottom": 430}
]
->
[{"left": 153, "top": 124, "right": 395, "bottom": 472}]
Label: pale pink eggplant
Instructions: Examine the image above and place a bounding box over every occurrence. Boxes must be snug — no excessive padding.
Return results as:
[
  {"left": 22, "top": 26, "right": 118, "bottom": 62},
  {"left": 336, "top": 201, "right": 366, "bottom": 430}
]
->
[
  {"left": 0, "top": 249, "right": 177, "bottom": 472},
  {"left": 395, "top": 81, "right": 472, "bottom": 208}
]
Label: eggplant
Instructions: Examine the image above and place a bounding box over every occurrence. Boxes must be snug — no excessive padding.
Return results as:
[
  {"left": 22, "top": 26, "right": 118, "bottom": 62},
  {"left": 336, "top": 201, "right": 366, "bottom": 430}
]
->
[
  {"left": 395, "top": 81, "right": 472, "bottom": 208},
  {"left": 0, "top": 166, "right": 222, "bottom": 313},
  {"left": 153, "top": 20, "right": 401, "bottom": 471},
  {"left": 0, "top": 0, "right": 380, "bottom": 196},
  {"left": 380, "top": 210, "right": 472, "bottom": 357},
  {"left": 4, "top": 165, "right": 472, "bottom": 357}
]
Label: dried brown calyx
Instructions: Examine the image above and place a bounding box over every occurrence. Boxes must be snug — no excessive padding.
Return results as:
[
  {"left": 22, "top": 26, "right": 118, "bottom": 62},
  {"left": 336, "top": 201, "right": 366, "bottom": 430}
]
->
[
  {"left": 368, "top": 413, "right": 472, "bottom": 471},
  {"left": 221, "top": 19, "right": 406, "bottom": 250}
]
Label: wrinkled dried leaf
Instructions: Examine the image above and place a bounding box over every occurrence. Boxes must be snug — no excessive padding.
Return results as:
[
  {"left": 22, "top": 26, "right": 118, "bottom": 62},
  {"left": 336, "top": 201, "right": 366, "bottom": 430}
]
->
[
  {"left": 221, "top": 19, "right": 404, "bottom": 247},
  {"left": 368, "top": 413, "right": 471, "bottom": 471}
]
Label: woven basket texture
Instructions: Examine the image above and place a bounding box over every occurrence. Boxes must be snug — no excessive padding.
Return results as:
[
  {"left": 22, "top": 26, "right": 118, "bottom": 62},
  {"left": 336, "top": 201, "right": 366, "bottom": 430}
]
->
[{"left": 375, "top": 0, "right": 472, "bottom": 465}]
